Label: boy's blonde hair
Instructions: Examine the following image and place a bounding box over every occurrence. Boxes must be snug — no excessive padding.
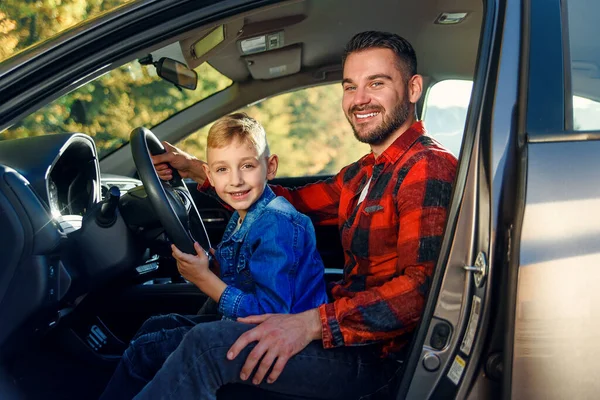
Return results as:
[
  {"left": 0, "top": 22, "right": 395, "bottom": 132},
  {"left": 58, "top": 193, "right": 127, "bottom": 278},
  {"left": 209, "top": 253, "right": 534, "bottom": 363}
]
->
[{"left": 207, "top": 113, "right": 270, "bottom": 157}]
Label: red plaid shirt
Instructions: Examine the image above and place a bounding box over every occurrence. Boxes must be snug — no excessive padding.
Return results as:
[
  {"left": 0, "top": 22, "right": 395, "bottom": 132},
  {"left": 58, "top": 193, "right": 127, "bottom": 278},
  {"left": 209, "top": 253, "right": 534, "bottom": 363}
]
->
[{"left": 270, "top": 121, "right": 457, "bottom": 357}]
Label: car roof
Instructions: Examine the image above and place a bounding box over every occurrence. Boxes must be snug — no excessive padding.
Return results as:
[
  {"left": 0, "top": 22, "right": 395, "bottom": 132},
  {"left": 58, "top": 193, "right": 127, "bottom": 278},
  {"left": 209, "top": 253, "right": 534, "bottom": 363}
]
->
[
  {"left": 176, "top": 0, "right": 482, "bottom": 84},
  {"left": 0, "top": 0, "right": 483, "bottom": 160}
]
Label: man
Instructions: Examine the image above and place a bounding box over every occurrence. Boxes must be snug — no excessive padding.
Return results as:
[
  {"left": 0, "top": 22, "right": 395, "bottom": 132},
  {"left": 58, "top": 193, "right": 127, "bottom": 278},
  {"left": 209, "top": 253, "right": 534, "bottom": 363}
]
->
[{"left": 121, "top": 31, "right": 457, "bottom": 399}]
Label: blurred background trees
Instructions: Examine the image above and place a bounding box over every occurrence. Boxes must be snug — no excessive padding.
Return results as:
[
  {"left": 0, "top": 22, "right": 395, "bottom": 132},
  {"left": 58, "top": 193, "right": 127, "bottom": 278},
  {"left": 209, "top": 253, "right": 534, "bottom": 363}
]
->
[
  {"left": 0, "top": 0, "right": 130, "bottom": 62},
  {"left": 1, "top": 60, "right": 233, "bottom": 158}
]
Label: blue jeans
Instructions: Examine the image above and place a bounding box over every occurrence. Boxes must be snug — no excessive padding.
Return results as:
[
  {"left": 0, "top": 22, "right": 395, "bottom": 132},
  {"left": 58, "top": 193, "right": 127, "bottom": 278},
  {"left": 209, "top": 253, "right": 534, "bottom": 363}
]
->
[
  {"left": 100, "top": 313, "right": 217, "bottom": 400},
  {"left": 102, "top": 315, "right": 401, "bottom": 400}
]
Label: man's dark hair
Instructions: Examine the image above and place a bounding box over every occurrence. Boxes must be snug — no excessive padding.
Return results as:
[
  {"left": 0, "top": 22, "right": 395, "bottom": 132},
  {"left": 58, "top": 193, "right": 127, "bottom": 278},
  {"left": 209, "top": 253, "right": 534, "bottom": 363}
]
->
[{"left": 342, "top": 31, "right": 417, "bottom": 79}]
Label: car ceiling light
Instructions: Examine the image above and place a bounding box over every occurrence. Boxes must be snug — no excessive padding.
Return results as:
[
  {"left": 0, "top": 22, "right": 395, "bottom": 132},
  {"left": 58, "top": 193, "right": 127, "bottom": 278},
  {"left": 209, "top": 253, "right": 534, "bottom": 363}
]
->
[
  {"left": 239, "top": 31, "right": 284, "bottom": 55},
  {"left": 434, "top": 12, "right": 469, "bottom": 25}
]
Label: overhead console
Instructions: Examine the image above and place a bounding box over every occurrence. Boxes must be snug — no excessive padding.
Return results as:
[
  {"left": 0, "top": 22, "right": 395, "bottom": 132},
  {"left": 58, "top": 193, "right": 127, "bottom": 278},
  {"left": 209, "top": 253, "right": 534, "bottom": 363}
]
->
[{"left": 177, "top": 0, "right": 307, "bottom": 81}]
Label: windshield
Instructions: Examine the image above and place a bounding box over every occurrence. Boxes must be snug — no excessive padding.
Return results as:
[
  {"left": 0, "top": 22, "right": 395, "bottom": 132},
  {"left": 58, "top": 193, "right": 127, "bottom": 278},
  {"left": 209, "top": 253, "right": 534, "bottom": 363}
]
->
[
  {"left": 0, "top": 0, "right": 134, "bottom": 63},
  {"left": 0, "top": 60, "right": 232, "bottom": 158}
]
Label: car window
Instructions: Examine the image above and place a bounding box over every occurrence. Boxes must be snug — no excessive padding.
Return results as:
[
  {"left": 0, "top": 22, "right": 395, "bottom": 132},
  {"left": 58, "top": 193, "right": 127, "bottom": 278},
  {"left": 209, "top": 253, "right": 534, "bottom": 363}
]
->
[
  {"left": 0, "top": 0, "right": 134, "bottom": 63},
  {"left": 0, "top": 61, "right": 232, "bottom": 158},
  {"left": 422, "top": 79, "right": 472, "bottom": 157},
  {"left": 567, "top": 0, "right": 600, "bottom": 131},
  {"left": 178, "top": 83, "right": 371, "bottom": 178},
  {"left": 573, "top": 96, "right": 600, "bottom": 130}
]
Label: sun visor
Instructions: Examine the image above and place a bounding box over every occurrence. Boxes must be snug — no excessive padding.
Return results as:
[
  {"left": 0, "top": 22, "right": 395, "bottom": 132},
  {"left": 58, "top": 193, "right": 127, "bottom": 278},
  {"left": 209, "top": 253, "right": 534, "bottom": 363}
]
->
[
  {"left": 243, "top": 44, "right": 302, "bottom": 80},
  {"left": 180, "top": 19, "right": 244, "bottom": 70}
]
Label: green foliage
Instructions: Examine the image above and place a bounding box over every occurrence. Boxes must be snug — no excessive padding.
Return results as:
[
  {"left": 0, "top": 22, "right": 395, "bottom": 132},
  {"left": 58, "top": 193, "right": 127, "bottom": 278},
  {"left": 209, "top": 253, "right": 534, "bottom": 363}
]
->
[{"left": 0, "top": 0, "right": 132, "bottom": 62}]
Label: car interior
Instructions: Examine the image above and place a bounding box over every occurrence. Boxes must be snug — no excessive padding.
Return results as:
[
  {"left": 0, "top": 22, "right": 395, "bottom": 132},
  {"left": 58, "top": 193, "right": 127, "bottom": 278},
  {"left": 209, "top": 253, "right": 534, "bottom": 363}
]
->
[{"left": 0, "top": 0, "right": 484, "bottom": 398}]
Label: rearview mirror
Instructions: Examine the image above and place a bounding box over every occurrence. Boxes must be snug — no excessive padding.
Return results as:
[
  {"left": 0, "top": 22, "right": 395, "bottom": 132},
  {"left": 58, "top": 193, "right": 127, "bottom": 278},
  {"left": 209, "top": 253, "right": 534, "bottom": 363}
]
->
[{"left": 155, "top": 58, "right": 198, "bottom": 90}]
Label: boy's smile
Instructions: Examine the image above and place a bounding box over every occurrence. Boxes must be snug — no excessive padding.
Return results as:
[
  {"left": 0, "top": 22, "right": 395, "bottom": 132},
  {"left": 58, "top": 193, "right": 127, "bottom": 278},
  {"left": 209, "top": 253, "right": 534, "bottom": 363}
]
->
[
  {"left": 229, "top": 190, "right": 250, "bottom": 200},
  {"left": 204, "top": 137, "right": 278, "bottom": 220}
]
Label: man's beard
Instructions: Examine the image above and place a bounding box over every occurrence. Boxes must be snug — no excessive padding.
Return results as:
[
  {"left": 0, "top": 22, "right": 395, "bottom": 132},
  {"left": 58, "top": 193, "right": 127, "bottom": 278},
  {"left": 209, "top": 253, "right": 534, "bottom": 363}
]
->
[{"left": 347, "top": 97, "right": 411, "bottom": 145}]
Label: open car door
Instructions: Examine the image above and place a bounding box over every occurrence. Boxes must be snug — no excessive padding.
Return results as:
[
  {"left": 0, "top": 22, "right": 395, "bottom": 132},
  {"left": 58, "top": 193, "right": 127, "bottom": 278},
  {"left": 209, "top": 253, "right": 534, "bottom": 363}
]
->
[{"left": 396, "top": 0, "right": 521, "bottom": 397}]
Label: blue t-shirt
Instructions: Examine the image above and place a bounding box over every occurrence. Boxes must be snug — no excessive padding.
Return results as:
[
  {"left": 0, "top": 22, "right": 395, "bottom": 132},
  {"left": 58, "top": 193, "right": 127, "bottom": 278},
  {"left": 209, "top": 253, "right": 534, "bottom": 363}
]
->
[{"left": 215, "top": 186, "right": 328, "bottom": 319}]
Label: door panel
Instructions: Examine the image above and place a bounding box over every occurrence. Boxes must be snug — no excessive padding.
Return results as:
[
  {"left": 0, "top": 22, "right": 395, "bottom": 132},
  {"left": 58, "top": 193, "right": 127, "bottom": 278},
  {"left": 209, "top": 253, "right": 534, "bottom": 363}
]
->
[{"left": 512, "top": 142, "right": 600, "bottom": 399}]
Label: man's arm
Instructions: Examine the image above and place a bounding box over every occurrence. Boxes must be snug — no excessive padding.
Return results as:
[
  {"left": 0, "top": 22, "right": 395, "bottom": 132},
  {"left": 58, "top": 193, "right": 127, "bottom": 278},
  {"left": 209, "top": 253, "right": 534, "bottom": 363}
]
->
[
  {"left": 152, "top": 141, "right": 345, "bottom": 226},
  {"left": 267, "top": 177, "right": 342, "bottom": 225},
  {"left": 319, "top": 154, "right": 456, "bottom": 348}
]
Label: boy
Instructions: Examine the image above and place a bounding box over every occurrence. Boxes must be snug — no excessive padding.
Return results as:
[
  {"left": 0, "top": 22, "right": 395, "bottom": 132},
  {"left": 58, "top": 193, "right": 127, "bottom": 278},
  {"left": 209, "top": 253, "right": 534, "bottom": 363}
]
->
[
  {"left": 100, "top": 113, "right": 327, "bottom": 400},
  {"left": 171, "top": 112, "right": 328, "bottom": 318}
]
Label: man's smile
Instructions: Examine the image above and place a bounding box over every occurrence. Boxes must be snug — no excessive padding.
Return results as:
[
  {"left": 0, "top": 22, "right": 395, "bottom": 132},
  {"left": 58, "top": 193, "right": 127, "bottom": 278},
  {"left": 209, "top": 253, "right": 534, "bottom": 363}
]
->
[
  {"left": 350, "top": 106, "right": 383, "bottom": 125},
  {"left": 354, "top": 111, "right": 380, "bottom": 122}
]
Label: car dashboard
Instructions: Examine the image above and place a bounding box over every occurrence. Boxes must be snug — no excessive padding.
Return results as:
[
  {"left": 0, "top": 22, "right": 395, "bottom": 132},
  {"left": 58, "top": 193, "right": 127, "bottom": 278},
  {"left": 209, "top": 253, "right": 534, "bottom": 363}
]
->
[{"left": 0, "top": 133, "right": 142, "bottom": 356}]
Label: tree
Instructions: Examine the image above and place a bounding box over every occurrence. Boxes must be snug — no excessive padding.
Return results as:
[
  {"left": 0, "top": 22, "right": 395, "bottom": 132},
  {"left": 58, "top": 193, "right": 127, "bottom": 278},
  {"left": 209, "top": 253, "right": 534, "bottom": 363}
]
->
[{"left": 0, "top": 0, "right": 131, "bottom": 62}]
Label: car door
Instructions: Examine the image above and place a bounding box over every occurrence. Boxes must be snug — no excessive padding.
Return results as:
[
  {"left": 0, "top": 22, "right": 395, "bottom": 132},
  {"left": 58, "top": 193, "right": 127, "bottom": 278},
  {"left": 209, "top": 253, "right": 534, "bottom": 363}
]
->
[
  {"left": 508, "top": 0, "right": 600, "bottom": 398},
  {"left": 398, "top": 0, "right": 600, "bottom": 398}
]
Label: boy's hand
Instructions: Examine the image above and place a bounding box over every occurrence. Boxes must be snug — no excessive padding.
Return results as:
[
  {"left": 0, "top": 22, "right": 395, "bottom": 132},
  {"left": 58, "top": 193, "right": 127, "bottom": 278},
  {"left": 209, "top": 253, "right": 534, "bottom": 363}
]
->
[
  {"left": 171, "top": 243, "right": 227, "bottom": 304},
  {"left": 171, "top": 242, "right": 211, "bottom": 283},
  {"left": 151, "top": 141, "right": 208, "bottom": 184}
]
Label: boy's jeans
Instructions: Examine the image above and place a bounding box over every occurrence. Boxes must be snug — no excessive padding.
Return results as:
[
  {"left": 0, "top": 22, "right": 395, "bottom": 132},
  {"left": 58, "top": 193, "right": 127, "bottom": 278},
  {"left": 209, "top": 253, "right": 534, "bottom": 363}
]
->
[
  {"left": 101, "top": 315, "right": 401, "bottom": 400},
  {"left": 100, "top": 313, "right": 214, "bottom": 400}
]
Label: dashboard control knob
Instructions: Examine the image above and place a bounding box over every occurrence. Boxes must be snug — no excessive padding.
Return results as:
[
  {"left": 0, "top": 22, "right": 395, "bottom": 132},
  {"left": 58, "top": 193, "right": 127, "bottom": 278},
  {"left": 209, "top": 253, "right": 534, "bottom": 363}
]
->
[{"left": 96, "top": 186, "right": 121, "bottom": 227}]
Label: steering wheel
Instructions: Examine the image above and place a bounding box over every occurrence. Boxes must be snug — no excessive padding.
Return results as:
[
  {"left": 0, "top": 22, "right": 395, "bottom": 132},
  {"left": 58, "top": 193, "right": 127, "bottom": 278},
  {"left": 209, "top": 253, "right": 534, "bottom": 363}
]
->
[{"left": 130, "top": 127, "right": 211, "bottom": 255}]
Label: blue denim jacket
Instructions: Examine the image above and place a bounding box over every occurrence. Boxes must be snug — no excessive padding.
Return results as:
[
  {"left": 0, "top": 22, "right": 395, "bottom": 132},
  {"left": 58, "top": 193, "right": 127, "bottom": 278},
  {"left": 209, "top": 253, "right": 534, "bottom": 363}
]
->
[{"left": 215, "top": 186, "right": 328, "bottom": 319}]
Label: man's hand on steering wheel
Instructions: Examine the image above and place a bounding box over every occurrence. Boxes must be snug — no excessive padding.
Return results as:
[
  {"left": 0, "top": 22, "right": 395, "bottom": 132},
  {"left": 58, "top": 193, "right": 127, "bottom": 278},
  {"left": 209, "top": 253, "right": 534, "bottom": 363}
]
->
[
  {"left": 227, "top": 310, "right": 323, "bottom": 385},
  {"left": 151, "top": 141, "right": 208, "bottom": 184}
]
